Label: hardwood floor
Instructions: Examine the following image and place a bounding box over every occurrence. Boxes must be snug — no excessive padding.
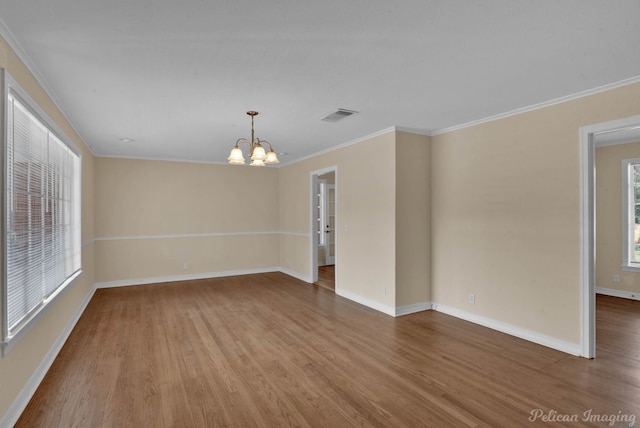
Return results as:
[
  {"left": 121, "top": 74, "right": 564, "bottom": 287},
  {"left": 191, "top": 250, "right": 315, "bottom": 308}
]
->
[
  {"left": 16, "top": 274, "right": 640, "bottom": 427},
  {"left": 314, "top": 264, "right": 335, "bottom": 292}
]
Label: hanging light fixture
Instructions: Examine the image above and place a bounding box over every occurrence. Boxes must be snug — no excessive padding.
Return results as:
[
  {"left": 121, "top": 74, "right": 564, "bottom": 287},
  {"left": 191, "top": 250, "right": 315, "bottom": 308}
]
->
[{"left": 228, "top": 111, "right": 279, "bottom": 166}]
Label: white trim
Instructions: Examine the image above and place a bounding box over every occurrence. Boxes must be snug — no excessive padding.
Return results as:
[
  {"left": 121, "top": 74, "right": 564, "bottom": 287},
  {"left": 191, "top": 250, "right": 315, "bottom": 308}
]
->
[
  {"left": 432, "top": 303, "right": 582, "bottom": 357},
  {"left": 592, "top": 116, "right": 640, "bottom": 148},
  {"left": 593, "top": 132, "right": 640, "bottom": 148},
  {"left": 433, "top": 75, "right": 640, "bottom": 136},
  {"left": 393, "top": 126, "right": 432, "bottom": 136},
  {"left": 395, "top": 302, "right": 433, "bottom": 316},
  {"left": 596, "top": 286, "right": 640, "bottom": 301},
  {"left": 95, "top": 267, "right": 281, "bottom": 289},
  {"left": 94, "top": 154, "right": 233, "bottom": 167},
  {"left": 334, "top": 288, "right": 395, "bottom": 317},
  {"left": 0, "top": 283, "right": 97, "bottom": 428},
  {"left": 279, "top": 267, "right": 313, "bottom": 283},
  {"left": 579, "top": 114, "right": 640, "bottom": 359},
  {"left": 82, "top": 238, "right": 96, "bottom": 248},
  {"left": 621, "top": 157, "right": 640, "bottom": 270},
  {"left": 286, "top": 128, "right": 397, "bottom": 166},
  {"left": 2, "top": 270, "right": 83, "bottom": 356},
  {"left": 579, "top": 124, "right": 596, "bottom": 359},
  {"left": 93, "top": 231, "right": 304, "bottom": 242},
  {"left": 280, "top": 231, "right": 310, "bottom": 238}
]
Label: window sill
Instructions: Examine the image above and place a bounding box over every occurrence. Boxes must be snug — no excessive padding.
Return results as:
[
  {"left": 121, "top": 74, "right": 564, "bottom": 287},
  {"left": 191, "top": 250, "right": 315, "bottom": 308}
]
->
[
  {"left": 2, "top": 269, "right": 83, "bottom": 356},
  {"left": 622, "top": 265, "right": 640, "bottom": 273}
]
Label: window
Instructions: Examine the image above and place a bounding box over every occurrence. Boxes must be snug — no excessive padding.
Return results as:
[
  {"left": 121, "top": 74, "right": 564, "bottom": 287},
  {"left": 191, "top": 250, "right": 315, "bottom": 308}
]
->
[
  {"left": 2, "top": 73, "right": 82, "bottom": 353},
  {"left": 622, "top": 158, "right": 640, "bottom": 271}
]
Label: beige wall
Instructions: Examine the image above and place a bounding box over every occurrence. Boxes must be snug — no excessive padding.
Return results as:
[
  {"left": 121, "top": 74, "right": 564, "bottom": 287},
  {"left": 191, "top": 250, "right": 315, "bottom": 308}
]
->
[
  {"left": 431, "top": 82, "right": 640, "bottom": 344},
  {"left": 95, "top": 158, "right": 279, "bottom": 284},
  {"left": 278, "top": 130, "right": 431, "bottom": 310},
  {"left": 396, "top": 131, "right": 431, "bottom": 307},
  {"left": 595, "top": 141, "right": 640, "bottom": 294},
  {"left": 278, "top": 132, "right": 397, "bottom": 307},
  {"left": 0, "top": 38, "right": 96, "bottom": 420},
  {"left": 318, "top": 171, "right": 335, "bottom": 184}
]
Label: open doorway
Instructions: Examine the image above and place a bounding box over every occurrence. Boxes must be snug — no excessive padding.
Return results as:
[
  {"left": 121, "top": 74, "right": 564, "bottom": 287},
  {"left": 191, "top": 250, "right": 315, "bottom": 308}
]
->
[
  {"left": 580, "top": 115, "right": 640, "bottom": 359},
  {"left": 310, "top": 167, "right": 337, "bottom": 292}
]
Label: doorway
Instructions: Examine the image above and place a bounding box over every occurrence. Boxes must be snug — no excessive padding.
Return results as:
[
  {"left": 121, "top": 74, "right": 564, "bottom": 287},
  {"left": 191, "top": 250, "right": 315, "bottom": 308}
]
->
[
  {"left": 580, "top": 114, "right": 640, "bottom": 359},
  {"left": 311, "top": 167, "right": 337, "bottom": 292}
]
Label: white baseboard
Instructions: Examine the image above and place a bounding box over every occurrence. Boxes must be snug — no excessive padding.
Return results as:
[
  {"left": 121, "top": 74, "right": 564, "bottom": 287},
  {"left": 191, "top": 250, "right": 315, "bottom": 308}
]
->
[
  {"left": 432, "top": 303, "right": 582, "bottom": 356},
  {"left": 334, "top": 290, "right": 432, "bottom": 317},
  {"left": 334, "top": 288, "right": 396, "bottom": 316},
  {"left": 596, "top": 286, "right": 640, "bottom": 301},
  {"left": 1, "top": 283, "right": 98, "bottom": 428},
  {"left": 395, "top": 301, "right": 433, "bottom": 316},
  {"left": 336, "top": 293, "right": 582, "bottom": 357},
  {"left": 279, "top": 267, "right": 313, "bottom": 283},
  {"left": 95, "top": 267, "right": 282, "bottom": 289}
]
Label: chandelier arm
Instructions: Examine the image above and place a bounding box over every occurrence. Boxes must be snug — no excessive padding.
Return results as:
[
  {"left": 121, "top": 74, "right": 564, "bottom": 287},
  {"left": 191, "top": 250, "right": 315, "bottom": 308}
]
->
[
  {"left": 234, "top": 138, "right": 254, "bottom": 158},
  {"left": 258, "top": 140, "right": 274, "bottom": 151},
  {"left": 235, "top": 138, "right": 250, "bottom": 147}
]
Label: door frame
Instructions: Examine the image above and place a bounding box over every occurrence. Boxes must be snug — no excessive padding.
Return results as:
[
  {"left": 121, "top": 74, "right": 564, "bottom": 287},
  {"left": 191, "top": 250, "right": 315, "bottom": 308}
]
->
[
  {"left": 310, "top": 166, "right": 338, "bottom": 284},
  {"left": 579, "top": 114, "right": 640, "bottom": 359}
]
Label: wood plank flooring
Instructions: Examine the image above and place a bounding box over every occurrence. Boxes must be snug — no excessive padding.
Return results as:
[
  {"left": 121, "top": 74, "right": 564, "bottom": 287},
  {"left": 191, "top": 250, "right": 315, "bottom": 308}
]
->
[
  {"left": 16, "top": 274, "right": 640, "bottom": 427},
  {"left": 314, "top": 265, "right": 335, "bottom": 292}
]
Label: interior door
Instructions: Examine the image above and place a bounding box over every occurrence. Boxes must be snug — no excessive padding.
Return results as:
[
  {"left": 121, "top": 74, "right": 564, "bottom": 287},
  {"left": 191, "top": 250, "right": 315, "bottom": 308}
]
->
[
  {"left": 325, "top": 184, "right": 336, "bottom": 265},
  {"left": 316, "top": 179, "right": 327, "bottom": 266}
]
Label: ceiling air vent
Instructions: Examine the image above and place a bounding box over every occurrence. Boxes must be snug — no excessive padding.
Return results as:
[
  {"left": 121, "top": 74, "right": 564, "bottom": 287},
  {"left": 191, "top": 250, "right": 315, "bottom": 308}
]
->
[{"left": 321, "top": 108, "right": 358, "bottom": 123}]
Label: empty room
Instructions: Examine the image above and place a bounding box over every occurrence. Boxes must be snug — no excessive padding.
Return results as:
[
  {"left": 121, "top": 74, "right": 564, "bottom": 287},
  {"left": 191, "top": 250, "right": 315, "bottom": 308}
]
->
[{"left": 1, "top": 1, "right": 639, "bottom": 427}]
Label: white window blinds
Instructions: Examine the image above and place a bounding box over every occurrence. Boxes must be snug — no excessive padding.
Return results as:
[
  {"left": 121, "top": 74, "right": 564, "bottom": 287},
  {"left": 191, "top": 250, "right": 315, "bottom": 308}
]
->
[{"left": 4, "top": 87, "right": 82, "bottom": 349}]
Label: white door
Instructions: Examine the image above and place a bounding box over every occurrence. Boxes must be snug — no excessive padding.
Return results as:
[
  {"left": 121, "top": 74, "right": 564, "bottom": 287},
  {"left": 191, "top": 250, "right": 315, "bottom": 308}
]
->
[
  {"left": 316, "top": 180, "right": 327, "bottom": 266},
  {"left": 325, "top": 184, "right": 336, "bottom": 265}
]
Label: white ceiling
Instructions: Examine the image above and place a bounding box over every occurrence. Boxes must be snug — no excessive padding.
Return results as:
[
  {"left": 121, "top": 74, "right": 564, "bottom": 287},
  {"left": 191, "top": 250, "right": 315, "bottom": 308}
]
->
[{"left": 0, "top": 1, "right": 639, "bottom": 165}]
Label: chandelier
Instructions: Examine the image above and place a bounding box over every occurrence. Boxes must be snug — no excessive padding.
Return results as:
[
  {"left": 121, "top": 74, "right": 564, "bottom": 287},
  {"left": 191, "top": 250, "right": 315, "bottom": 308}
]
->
[{"left": 227, "top": 111, "right": 279, "bottom": 166}]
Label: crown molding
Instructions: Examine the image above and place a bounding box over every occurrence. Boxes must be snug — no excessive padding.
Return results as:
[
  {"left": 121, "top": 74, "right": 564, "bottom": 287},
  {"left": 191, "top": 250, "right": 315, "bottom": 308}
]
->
[
  {"left": 432, "top": 75, "right": 640, "bottom": 136},
  {"left": 393, "top": 126, "right": 432, "bottom": 136},
  {"left": 282, "top": 127, "right": 398, "bottom": 167},
  {"left": 0, "top": 17, "right": 95, "bottom": 155}
]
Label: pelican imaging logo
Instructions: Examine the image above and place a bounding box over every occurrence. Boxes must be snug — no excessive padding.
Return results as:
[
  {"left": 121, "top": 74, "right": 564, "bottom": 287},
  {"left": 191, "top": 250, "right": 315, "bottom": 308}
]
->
[{"left": 529, "top": 409, "right": 636, "bottom": 426}]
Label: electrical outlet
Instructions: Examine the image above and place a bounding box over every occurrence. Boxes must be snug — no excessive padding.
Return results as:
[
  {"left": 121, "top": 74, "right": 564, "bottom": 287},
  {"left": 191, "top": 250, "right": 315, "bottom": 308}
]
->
[
  {"left": 183, "top": 262, "right": 189, "bottom": 270},
  {"left": 381, "top": 288, "right": 386, "bottom": 297},
  {"left": 469, "top": 293, "right": 475, "bottom": 304},
  {"left": 613, "top": 274, "right": 620, "bottom": 283}
]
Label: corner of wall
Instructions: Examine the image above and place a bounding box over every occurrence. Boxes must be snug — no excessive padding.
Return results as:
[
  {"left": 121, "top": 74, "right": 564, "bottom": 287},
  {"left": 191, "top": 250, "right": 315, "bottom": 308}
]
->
[{"left": 395, "top": 131, "right": 431, "bottom": 308}]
